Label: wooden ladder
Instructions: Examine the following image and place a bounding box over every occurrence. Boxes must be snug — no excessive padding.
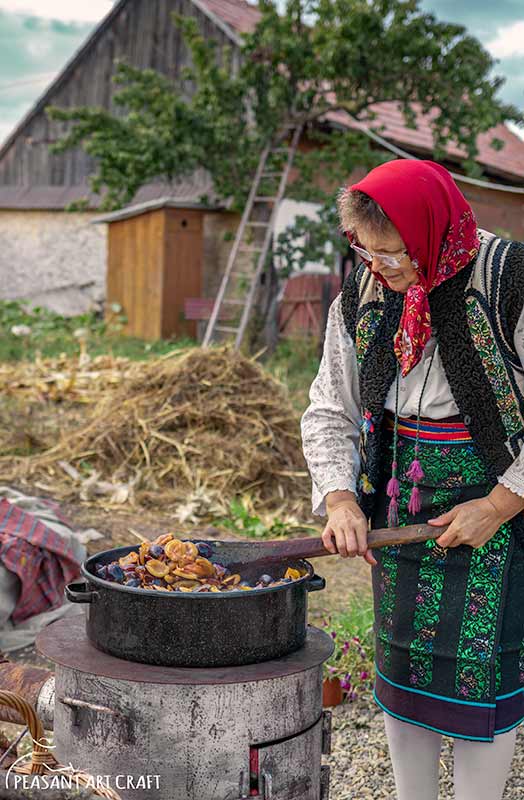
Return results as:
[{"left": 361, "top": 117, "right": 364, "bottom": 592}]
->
[{"left": 202, "top": 122, "right": 303, "bottom": 350}]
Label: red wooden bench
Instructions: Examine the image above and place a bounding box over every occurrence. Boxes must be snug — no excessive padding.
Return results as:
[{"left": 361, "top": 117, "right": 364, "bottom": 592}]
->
[{"left": 184, "top": 298, "right": 236, "bottom": 321}]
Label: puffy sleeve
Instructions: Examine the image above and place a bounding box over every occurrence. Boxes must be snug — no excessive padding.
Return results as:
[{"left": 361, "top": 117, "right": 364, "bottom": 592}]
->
[
  {"left": 300, "top": 292, "right": 362, "bottom": 517},
  {"left": 498, "top": 303, "right": 524, "bottom": 497}
]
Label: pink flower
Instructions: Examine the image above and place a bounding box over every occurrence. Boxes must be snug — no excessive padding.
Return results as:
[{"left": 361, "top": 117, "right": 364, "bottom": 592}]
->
[{"left": 360, "top": 671, "right": 369, "bottom": 680}]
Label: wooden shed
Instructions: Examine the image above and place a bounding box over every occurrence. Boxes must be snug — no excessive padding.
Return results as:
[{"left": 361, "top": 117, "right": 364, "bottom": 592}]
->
[{"left": 93, "top": 198, "right": 210, "bottom": 341}]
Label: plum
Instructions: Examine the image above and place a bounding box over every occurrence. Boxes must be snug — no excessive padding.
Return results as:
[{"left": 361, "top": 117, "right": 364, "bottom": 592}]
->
[
  {"left": 95, "top": 564, "right": 109, "bottom": 580},
  {"left": 125, "top": 578, "right": 141, "bottom": 588},
  {"left": 107, "top": 564, "right": 125, "bottom": 583},
  {"left": 196, "top": 542, "right": 213, "bottom": 559},
  {"left": 149, "top": 544, "right": 165, "bottom": 559},
  {"left": 259, "top": 574, "right": 273, "bottom": 585}
]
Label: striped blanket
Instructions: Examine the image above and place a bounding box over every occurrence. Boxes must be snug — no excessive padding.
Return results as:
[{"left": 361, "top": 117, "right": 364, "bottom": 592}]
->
[{"left": 0, "top": 498, "right": 81, "bottom": 624}]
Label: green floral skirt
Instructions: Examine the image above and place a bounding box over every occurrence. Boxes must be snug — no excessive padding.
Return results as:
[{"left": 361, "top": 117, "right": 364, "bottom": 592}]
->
[{"left": 369, "top": 412, "right": 524, "bottom": 741}]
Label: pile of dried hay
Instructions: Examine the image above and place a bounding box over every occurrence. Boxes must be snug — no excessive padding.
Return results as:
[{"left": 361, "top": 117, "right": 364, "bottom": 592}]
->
[
  {"left": 0, "top": 352, "right": 135, "bottom": 404},
  {"left": 2, "top": 346, "right": 312, "bottom": 520}
]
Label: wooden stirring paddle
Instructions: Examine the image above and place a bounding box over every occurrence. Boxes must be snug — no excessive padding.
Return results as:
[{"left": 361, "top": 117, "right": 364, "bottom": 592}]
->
[{"left": 217, "top": 522, "right": 448, "bottom": 573}]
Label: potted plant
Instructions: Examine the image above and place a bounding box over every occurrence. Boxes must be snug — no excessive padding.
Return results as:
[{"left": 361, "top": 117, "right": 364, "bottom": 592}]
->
[{"left": 321, "top": 598, "right": 375, "bottom": 707}]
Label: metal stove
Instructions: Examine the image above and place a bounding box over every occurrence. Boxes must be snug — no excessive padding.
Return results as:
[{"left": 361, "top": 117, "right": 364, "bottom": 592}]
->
[{"left": 36, "top": 616, "right": 333, "bottom": 800}]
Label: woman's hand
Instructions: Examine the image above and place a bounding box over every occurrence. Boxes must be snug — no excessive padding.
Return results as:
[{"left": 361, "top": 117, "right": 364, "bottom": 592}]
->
[
  {"left": 323, "top": 491, "right": 378, "bottom": 566},
  {"left": 429, "top": 484, "right": 524, "bottom": 549},
  {"left": 428, "top": 495, "right": 507, "bottom": 549}
]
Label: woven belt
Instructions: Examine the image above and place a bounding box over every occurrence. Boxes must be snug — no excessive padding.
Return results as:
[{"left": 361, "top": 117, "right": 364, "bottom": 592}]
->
[{"left": 384, "top": 410, "right": 472, "bottom": 444}]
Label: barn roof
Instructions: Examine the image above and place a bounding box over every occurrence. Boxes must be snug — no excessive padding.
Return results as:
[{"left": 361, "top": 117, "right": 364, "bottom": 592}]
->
[
  {"left": 0, "top": 171, "right": 222, "bottom": 211},
  {"left": 326, "top": 103, "right": 524, "bottom": 184},
  {"left": 198, "top": 0, "right": 261, "bottom": 34}
]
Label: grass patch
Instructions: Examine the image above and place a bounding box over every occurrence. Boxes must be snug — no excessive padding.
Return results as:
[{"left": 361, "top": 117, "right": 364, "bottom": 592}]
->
[
  {"left": 211, "top": 497, "right": 318, "bottom": 538},
  {"left": 264, "top": 332, "right": 321, "bottom": 415},
  {"left": 0, "top": 300, "right": 196, "bottom": 362}
]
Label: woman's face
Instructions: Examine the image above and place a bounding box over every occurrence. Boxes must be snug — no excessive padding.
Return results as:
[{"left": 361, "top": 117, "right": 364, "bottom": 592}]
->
[{"left": 356, "top": 225, "right": 419, "bottom": 294}]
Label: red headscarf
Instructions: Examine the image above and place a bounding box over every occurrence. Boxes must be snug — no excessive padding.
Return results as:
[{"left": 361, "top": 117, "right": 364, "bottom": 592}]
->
[{"left": 344, "top": 160, "right": 480, "bottom": 376}]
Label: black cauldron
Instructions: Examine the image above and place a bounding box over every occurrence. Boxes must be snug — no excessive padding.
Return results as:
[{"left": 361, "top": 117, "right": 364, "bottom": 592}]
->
[{"left": 65, "top": 539, "right": 326, "bottom": 668}]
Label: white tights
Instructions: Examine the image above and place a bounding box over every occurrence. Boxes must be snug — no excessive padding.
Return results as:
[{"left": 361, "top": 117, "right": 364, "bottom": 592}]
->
[{"left": 383, "top": 711, "right": 518, "bottom": 800}]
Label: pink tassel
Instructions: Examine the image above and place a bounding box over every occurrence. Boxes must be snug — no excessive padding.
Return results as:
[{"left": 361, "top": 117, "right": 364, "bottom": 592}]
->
[
  {"left": 386, "top": 475, "right": 400, "bottom": 499},
  {"left": 387, "top": 496, "right": 399, "bottom": 527},
  {"left": 406, "top": 458, "right": 424, "bottom": 483},
  {"left": 408, "top": 485, "right": 422, "bottom": 516}
]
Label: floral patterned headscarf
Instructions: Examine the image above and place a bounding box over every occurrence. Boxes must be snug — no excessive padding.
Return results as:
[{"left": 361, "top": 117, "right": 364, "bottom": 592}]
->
[{"left": 344, "top": 160, "right": 480, "bottom": 376}]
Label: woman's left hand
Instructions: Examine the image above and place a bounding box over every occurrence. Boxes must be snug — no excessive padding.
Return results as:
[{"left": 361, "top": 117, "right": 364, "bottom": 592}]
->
[{"left": 428, "top": 496, "right": 506, "bottom": 549}]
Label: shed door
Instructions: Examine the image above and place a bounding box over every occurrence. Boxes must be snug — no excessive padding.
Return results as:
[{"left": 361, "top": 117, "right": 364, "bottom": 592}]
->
[{"left": 163, "top": 209, "right": 203, "bottom": 339}]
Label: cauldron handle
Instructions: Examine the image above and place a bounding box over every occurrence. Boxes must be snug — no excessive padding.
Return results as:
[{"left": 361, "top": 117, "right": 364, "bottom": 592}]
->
[
  {"left": 306, "top": 574, "right": 326, "bottom": 593},
  {"left": 65, "top": 582, "right": 99, "bottom": 604}
]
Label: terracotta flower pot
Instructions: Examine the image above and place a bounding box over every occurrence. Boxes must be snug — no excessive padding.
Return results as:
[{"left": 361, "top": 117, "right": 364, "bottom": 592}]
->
[{"left": 322, "top": 676, "right": 343, "bottom": 707}]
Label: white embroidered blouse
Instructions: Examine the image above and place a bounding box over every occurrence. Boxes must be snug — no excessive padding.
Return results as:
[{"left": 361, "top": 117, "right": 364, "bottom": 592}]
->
[{"left": 300, "top": 292, "right": 524, "bottom": 517}]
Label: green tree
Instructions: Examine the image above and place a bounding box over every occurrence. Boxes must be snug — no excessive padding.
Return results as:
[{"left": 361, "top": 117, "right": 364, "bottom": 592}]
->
[{"left": 47, "top": 0, "right": 522, "bottom": 275}]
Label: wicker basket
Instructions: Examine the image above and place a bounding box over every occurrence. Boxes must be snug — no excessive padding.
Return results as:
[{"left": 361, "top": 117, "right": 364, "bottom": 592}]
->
[{"left": 0, "top": 689, "right": 122, "bottom": 799}]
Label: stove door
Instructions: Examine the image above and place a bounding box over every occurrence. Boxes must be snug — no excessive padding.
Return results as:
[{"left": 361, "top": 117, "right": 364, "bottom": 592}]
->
[{"left": 256, "top": 717, "right": 325, "bottom": 800}]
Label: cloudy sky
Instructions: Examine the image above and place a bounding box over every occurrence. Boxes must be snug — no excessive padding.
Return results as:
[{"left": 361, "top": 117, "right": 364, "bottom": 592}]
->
[{"left": 0, "top": 0, "right": 523, "bottom": 148}]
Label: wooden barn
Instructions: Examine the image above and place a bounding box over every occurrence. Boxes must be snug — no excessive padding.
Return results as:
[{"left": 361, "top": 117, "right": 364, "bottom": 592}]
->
[{"left": 1, "top": 0, "right": 524, "bottom": 337}]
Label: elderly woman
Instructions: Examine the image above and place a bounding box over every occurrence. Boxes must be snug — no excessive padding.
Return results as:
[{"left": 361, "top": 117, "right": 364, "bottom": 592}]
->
[{"left": 300, "top": 159, "right": 524, "bottom": 800}]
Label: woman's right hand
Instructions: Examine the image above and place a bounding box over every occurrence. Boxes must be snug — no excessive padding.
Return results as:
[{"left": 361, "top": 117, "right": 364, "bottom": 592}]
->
[{"left": 323, "top": 492, "right": 378, "bottom": 567}]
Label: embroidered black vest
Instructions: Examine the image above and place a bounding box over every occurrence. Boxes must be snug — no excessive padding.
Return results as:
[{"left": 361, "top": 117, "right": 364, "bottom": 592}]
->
[{"left": 340, "top": 230, "right": 524, "bottom": 526}]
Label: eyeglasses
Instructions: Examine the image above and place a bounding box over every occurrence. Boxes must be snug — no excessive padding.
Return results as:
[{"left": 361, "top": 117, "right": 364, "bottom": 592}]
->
[{"left": 349, "top": 242, "right": 409, "bottom": 270}]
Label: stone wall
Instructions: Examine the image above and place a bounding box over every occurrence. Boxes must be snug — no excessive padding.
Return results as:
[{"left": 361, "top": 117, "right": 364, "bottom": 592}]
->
[{"left": 0, "top": 210, "right": 107, "bottom": 315}]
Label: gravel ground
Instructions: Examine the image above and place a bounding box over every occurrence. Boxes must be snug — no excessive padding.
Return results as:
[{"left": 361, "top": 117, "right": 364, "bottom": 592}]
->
[{"left": 327, "top": 692, "right": 524, "bottom": 799}]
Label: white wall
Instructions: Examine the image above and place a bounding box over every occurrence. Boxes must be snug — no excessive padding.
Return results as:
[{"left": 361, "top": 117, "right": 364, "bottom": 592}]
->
[
  {"left": 273, "top": 198, "right": 333, "bottom": 276},
  {"left": 0, "top": 210, "right": 107, "bottom": 315}
]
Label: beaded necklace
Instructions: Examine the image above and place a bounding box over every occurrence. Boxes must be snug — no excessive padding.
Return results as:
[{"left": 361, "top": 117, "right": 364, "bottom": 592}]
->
[{"left": 386, "top": 345, "right": 438, "bottom": 527}]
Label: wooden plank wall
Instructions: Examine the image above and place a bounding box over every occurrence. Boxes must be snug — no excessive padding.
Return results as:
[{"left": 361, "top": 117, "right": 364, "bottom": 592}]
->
[{"left": 0, "top": 0, "right": 237, "bottom": 187}]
